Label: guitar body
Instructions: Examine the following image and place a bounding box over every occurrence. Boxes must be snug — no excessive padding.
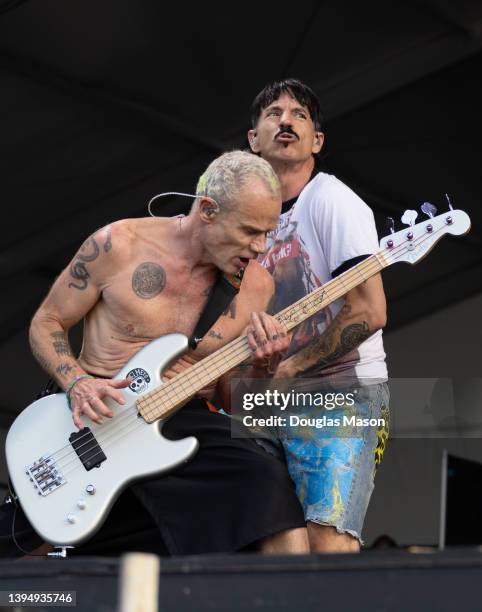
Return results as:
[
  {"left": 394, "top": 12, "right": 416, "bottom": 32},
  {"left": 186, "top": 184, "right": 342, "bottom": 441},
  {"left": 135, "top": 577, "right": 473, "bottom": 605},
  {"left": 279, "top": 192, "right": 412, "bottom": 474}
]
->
[{"left": 5, "top": 333, "right": 198, "bottom": 546}]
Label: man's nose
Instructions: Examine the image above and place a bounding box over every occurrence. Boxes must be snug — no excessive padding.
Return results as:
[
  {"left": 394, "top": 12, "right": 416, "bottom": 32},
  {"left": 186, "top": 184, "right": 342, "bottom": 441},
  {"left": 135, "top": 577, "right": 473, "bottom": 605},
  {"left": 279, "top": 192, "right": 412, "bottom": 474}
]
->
[
  {"left": 280, "top": 110, "right": 293, "bottom": 126},
  {"left": 251, "top": 235, "right": 266, "bottom": 255}
]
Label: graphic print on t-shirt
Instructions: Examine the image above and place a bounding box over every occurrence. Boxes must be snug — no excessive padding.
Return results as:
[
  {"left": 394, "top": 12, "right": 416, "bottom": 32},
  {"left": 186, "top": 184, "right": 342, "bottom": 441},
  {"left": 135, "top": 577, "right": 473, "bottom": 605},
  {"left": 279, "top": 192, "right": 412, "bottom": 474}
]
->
[{"left": 260, "top": 213, "right": 333, "bottom": 358}]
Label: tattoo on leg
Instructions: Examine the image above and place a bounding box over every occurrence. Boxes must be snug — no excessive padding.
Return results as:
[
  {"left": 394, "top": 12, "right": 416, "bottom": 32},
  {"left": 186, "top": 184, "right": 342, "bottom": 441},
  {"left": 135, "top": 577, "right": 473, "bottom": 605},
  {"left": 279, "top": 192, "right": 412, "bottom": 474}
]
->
[
  {"left": 103, "top": 228, "right": 112, "bottom": 253},
  {"left": 56, "top": 363, "right": 74, "bottom": 376},
  {"left": 50, "top": 331, "right": 73, "bottom": 356},
  {"left": 132, "top": 262, "right": 166, "bottom": 299}
]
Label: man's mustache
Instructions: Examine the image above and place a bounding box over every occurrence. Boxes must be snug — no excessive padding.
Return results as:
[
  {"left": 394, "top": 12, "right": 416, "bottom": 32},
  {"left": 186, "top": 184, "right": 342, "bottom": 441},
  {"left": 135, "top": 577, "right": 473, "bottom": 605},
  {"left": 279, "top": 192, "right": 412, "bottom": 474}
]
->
[{"left": 275, "top": 126, "right": 299, "bottom": 140}]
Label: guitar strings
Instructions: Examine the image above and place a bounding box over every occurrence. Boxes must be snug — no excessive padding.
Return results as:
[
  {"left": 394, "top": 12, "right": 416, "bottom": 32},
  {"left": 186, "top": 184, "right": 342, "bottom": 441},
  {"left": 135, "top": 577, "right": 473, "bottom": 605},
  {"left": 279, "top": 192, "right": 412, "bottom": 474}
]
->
[{"left": 30, "top": 225, "right": 443, "bottom": 482}]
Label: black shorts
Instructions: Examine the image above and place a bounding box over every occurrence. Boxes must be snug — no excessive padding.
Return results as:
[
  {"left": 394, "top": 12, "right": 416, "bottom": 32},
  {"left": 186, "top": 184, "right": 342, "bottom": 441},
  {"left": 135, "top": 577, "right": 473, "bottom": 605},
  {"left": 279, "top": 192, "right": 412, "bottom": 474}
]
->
[{"left": 1, "top": 400, "right": 304, "bottom": 556}]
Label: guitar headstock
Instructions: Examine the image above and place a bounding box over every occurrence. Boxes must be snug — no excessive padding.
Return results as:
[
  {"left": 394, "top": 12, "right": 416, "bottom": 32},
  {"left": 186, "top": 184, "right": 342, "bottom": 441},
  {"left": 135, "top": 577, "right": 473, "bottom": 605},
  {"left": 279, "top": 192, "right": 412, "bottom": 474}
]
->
[{"left": 379, "top": 208, "right": 471, "bottom": 266}]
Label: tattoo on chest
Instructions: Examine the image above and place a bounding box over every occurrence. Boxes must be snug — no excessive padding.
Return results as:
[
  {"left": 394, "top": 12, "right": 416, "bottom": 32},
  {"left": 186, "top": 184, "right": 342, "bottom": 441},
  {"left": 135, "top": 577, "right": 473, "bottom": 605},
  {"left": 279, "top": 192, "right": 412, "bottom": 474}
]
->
[
  {"left": 69, "top": 237, "right": 100, "bottom": 290},
  {"left": 132, "top": 262, "right": 166, "bottom": 299},
  {"left": 50, "top": 331, "right": 73, "bottom": 356}
]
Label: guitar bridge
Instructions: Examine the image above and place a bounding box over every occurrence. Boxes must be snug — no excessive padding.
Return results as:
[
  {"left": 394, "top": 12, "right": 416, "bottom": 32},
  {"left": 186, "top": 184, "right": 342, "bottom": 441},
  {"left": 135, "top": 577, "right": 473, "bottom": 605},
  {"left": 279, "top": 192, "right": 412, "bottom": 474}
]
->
[{"left": 26, "top": 456, "right": 66, "bottom": 497}]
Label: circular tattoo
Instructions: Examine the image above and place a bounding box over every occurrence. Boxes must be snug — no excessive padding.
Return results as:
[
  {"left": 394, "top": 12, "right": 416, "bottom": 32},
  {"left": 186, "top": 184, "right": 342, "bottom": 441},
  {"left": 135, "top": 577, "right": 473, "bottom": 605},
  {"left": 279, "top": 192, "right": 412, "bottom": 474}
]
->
[{"left": 132, "top": 262, "right": 166, "bottom": 299}]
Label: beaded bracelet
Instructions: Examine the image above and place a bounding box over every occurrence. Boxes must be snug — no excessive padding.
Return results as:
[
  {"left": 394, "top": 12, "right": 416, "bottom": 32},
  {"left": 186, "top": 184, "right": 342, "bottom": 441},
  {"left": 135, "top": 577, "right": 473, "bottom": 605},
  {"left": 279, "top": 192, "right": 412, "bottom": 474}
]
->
[{"left": 66, "top": 374, "right": 95, "bottom": 410}]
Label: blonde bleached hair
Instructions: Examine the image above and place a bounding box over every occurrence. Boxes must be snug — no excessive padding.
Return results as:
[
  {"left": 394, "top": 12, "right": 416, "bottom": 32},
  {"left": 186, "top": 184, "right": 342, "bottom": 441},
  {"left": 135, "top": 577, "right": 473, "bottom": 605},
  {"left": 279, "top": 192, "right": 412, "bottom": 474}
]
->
[{"left": 195, "top": 150, "right": 280, "bottom": 213}]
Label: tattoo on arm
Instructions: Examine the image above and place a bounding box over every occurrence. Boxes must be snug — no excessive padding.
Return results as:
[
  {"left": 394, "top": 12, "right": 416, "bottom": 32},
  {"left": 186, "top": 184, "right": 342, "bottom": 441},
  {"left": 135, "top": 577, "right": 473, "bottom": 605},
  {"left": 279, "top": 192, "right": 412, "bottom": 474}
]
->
[
  {"left": 132, "top": 262, "right": 166, "bottom": 299},
  {"left": 312, "top": 321, "right": 370, "bottom": 369},
  {"left": 299, "top": 303, "right": 370, "bottom": 373},
  {"left": 30, "top": 336, "right": 52, "bottom": 373},
  {"left": 207, "top": 329, "right": 223, "bottom": 341},
  {"left": 50, "top": 331, "right": 74, "bottom": 356},
  {"left": 69, "top": 261, "right": 90, "bottom": 290},
  {"left": 56, "top": 362, "right": 74, "bottom": 376},
  {"left": 68, "top": 237, "right": 100, "bottom": 290},
  {"left": 222, "top": 297, "right": 237, "bottom": 319},
  {"left": 266, "top": 294, "right": 276, "bottom": 315}
]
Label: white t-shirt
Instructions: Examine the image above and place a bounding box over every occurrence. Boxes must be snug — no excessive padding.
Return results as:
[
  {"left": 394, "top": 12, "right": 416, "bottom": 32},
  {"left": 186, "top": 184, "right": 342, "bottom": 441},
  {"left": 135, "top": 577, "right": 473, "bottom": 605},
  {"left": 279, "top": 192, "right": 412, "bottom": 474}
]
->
[{"left": 258, "top": 171, "right": 387, "bottom": 382}]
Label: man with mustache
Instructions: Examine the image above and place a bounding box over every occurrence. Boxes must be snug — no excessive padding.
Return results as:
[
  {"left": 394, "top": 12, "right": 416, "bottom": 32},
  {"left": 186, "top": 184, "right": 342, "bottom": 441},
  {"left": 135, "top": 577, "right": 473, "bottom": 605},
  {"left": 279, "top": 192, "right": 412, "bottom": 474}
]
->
[{"left": 247, "top": 79, "right": 389, "bottom": 553}]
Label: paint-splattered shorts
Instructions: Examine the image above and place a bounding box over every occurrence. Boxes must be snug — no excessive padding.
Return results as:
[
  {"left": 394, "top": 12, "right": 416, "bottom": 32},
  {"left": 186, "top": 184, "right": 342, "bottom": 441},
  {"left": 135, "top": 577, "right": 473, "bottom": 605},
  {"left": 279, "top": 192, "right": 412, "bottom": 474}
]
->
[{"left": 279, "top": 382, "right": 390, "bottom": 543}]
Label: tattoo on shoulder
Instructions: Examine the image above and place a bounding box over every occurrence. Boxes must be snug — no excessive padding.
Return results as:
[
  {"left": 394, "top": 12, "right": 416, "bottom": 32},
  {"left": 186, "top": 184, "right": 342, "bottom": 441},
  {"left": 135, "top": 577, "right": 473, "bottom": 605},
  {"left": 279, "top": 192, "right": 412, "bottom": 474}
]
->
[
  {"left": 132, "top": 262, "right": 166, "bottom": 299},
  {"left": 103, "top": 228, "right": 112, "bottom": 252},
  {"left": 50, "top": 331, "right": 73, "bottom": 357},
  {"left": 78, "top": 237, "right": 100, "bottom": 262},
  {"left": 68, "top": 236, "right": 100, "bottom": 291}
]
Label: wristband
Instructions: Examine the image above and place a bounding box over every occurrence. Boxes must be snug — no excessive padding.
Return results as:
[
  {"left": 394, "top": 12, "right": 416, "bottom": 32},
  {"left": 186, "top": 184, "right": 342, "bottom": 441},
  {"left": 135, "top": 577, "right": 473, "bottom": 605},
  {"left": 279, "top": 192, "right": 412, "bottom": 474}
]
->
[{"left": 66, "top": 374, "right": 95, "bottom": 410}]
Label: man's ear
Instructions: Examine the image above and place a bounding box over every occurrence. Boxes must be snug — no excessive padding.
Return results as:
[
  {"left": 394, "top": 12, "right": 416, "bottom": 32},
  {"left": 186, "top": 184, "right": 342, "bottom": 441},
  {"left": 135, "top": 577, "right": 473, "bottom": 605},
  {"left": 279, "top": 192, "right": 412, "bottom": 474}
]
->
[
  {"left": 199, "top": 197, "right": 220, "bottom": 223},
  {"left": 312, "top": 131, "right": 324, "bottom": 154},
  {"left": 248, "top": 129, "right": 260, "bottom": 153}
]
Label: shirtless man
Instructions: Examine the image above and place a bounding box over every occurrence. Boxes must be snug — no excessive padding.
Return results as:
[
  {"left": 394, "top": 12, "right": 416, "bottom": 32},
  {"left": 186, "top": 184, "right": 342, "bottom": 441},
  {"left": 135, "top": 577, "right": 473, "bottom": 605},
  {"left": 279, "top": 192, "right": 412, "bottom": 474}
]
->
[{"left": 27, "top": 150, "right": 307, "bottom": 555}]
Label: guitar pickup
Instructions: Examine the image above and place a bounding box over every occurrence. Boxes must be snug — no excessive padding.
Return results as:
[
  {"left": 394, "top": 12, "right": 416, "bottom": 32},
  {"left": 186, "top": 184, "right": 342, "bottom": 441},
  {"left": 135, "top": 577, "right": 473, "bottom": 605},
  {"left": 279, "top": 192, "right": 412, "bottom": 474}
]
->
[{"left": 69, "top": 428, "right": 106, "bottom": 471}]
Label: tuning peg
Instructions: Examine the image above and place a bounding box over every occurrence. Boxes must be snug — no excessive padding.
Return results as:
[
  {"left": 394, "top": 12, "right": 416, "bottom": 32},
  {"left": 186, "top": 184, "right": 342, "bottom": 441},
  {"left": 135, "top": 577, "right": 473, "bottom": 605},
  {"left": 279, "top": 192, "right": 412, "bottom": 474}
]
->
[
  {"left": 445, "top": 193, "right": 454, "bottom": 211},
  {"left": 421, "top": 202, "right": 437, "bottom": 218},
  {"left": 386, "top": 217, "right": 395, "bottom": 234},
  {"left": 401, "top": 209, "right": 418, "bottom": 227}
]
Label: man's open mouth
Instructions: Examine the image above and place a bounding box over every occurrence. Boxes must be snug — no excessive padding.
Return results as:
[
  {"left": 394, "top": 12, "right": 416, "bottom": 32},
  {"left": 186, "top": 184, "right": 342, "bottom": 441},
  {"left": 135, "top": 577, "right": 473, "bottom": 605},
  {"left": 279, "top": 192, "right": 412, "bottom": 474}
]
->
[{"left": 275, "top": 132, "right": 298, "bottom": 142}]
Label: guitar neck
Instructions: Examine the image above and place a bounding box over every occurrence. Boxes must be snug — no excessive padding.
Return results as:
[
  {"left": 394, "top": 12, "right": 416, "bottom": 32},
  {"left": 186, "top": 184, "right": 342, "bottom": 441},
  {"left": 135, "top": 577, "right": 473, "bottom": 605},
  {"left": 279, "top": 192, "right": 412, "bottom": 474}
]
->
[{"left": 137, "top": 252, "right": 388, "bottom": 423}]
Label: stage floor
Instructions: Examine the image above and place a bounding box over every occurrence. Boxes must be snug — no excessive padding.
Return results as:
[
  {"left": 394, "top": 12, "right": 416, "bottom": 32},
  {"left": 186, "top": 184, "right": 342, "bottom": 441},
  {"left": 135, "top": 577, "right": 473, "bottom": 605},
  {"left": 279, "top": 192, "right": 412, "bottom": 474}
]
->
[{"left": 1, "top": 549, "right": 482, "bottom": 611}]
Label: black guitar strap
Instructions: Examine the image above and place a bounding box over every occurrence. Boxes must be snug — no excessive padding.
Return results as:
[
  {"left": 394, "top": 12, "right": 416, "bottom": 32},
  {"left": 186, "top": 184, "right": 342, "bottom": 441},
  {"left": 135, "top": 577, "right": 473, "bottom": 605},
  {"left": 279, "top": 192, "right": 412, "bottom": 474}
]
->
[{"left": 188, "top": 267, "right": 244, "bottom": 350}]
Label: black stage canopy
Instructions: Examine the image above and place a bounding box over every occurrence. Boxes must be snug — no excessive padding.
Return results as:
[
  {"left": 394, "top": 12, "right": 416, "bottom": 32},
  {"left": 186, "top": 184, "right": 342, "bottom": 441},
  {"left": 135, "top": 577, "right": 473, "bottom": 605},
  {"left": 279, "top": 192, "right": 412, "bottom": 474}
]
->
[{"left": 1, "top": 0, "right": 481, "bottom": 341}]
